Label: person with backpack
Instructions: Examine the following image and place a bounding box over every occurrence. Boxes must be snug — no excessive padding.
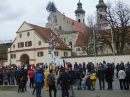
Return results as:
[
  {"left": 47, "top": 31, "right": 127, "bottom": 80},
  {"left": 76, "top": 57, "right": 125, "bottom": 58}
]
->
[
  {"left": 47, "top": 70, "right": 57, "bottom": 97},
  {"left": 58, "top": 68, "right": 70, "bottom": 97},
  {"left": 34, "top": 68, "right": 44, "bottom": 97}
]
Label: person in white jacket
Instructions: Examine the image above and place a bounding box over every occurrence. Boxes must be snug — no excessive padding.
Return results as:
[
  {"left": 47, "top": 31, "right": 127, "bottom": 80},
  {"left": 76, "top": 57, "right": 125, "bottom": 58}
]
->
[{"left": 118, "top": 67, "right": 126, "bottom": 91}]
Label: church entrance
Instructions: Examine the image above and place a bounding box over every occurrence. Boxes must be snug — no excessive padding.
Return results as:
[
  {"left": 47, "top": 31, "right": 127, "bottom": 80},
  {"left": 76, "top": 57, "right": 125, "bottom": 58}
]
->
[{"left": 20, "top": 54, "right": 29, "bottom": 65}]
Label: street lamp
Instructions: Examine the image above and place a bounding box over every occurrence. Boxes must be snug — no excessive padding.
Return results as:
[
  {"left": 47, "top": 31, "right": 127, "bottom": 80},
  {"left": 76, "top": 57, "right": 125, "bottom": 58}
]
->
[
  {"left": 10, "top": 40, "right": 12, "bottom": 65},
  {"left": 93, "top": 25, "right": 96, "bottom": 65},
  {"left": 111, "top": 29, "right": 115, "bottom": 64}
]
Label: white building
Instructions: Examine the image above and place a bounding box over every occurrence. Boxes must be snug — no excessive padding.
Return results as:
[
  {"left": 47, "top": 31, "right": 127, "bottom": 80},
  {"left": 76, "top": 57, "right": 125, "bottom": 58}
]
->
[{"left": 5, "top": 22, "right": 71, "bottom": 65}]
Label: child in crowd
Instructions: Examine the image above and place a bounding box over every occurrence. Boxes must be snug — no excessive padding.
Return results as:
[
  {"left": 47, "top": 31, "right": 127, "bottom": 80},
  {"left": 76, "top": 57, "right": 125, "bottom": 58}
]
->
[
  {"left": 90, "top": 72, "right": 97, "bottom": 90},
  {"left": 81, "top": 74, "right": 88, "bottom": 89}
]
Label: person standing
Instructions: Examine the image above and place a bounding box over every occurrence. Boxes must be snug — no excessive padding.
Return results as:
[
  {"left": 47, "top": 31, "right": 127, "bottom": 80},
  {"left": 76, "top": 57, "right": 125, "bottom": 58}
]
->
[
  {"left": 10, "top": 67, "right": 16, "bottom": 85},
  {"left": 47, "top": 70, "right": 57, "bottom": 97},
  {"left": 118, "top": 67, "right": 126, "bottom": 91},
  {"left": 105, "top": 65, "right": 113, "bottom": 90},
  {"left": 97, "top": 66, "right": 105, "bottom": 90},
  {"left": 3, "top": 68, "right": 9, "bottom": 85},
  {"left": 28, "top": 68, "right": 35, "bottom": 88},
  {"left": 125, "top": 68, "right": 130, "bottom": 90},
  {"left": 82, "top": 62, "right": 86, "bottom": 75},
  {"left": 34, "top": 68, "right": 44, "bottom": 97},
  {"left": 58, "top": 68, "right": 70, "bottom": 97},
  {"left": 0, "top": 69, "right": 3, "bottom": 85},
  {"left": 23, "top": 69, "right": 28, "bottom": 91},
  {"left": 68, "top": 67, "right": 75, "bottom": 97}
]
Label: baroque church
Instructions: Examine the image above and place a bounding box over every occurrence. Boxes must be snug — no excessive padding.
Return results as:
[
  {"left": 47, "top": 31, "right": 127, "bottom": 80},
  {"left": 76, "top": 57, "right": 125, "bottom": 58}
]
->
[
  {"left": 5, "top": 0, "right": 110, "bottom": 66},
  {"left": 46, "top": 0, "right": 110, "bottom": 56}
]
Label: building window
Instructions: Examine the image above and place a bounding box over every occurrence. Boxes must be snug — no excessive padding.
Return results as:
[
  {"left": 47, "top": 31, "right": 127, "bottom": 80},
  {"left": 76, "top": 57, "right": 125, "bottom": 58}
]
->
[
  {"left": 38, "top": 41, "right": 41, "bottom": 46},
  {"left": 18, "top": 42, "right": 24, "bottom": 48},
  {"left": 25, "top": 41, "right": 32, "bottom": 47},
  {"left": 19, "top": 33, "right": 22, "bottom": 38},
  {"left": 13, "top": 45, "right": 15, "bottom": 49},
  {"left": 76, "top": 48, "right": 80, "bottom": 51},
  {"left": 54, "top": 51, "right": 58, "bottom": 56},
  {"left": 27, "top": 32, "right": 30, "bottom": 36},
  {"left": 64, "top": 52, "right": 68, "bottom": 57},
  {"left": 11, "top": 54, "right": 16, "bottom": 59},
  {"left": 100, "top": 14, "right": 102, "bottom": 19},
  {"left": 59, "top": 26, "right": 61, "bottom": 30},
  {"left": 37, "top": 52, "right": 43, "bottom": 57},
  {"left": 64, "top": 38, "right": 66, "bottom": 42},
  {"left": 78, "top": 19, "right": 80, "bottom": 23},
  {"left": 83, "top": 19, "right": 84, "bottom": 23},
  {"left": 82, "top": 47, "right": 86, "bottom": 51}
]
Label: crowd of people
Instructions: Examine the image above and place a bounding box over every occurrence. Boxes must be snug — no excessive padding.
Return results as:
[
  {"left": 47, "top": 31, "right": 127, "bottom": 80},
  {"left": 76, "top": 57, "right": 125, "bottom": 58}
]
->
[{"left": 0, "top": 61, "right": 130, "bottom": 97}]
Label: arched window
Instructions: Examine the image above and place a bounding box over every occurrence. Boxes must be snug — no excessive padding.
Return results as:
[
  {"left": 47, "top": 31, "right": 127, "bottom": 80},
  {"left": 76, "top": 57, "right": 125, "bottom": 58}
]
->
[
  {"left": 69, "top": 41, "right": 72, "bottom": 49},
  {"left": 78, "top": 19, "right": 80, "bottom": 23}
]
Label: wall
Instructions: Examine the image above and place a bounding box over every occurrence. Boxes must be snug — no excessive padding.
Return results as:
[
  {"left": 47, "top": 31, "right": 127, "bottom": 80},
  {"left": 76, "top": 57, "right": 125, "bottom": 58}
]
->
[{"left": 62, "top": 55, "right": 130, "bottom": 65}]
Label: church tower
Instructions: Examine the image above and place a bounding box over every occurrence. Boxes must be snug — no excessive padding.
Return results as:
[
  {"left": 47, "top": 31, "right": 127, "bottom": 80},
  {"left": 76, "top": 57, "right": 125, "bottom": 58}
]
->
[
  {"left": 96, "top": 0, "right": 108, "bottom": 29},
  {"left": 75, "top": 0, "right": 85, "bottom": 24}
]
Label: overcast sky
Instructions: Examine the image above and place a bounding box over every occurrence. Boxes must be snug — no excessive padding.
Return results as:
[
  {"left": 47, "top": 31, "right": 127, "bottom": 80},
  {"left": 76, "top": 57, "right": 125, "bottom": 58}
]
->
[{"left": 0, "top": 0, "right": 130, "bottom": 41}]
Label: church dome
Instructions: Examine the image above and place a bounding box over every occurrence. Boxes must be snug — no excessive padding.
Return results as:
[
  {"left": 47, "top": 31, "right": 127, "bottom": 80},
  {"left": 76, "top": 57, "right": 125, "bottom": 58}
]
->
[
  {"left": 75, "top": 0, "right": 85, "bottom": 14},
  {"left": 96, "top": 0, "right": 107, "bottom": 9}
]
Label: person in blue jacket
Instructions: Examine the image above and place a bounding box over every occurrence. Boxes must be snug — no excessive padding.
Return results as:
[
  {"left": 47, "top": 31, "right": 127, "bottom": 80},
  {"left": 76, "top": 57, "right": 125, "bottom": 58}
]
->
[{"left": 34, "top": 68, "right": 44, "bottom": 97}]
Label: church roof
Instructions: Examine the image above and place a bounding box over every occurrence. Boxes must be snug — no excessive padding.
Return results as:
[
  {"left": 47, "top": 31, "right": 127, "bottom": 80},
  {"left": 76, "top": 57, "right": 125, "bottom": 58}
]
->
[
  {"left": 64, "top": 16, "right": 88, "bottom": 47},
  {"left": 75, "top": 0, "right": 85, "bottom": 14},
  {"left": 28, "top": 23, "right": 71, "bottom": 50},
  {"left": 96, "top": 0, "right": 107, "bottom": 9}
]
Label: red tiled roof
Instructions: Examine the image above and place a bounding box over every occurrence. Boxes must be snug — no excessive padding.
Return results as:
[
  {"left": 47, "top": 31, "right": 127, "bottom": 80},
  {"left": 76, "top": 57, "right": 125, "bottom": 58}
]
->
[
  {"left": 64, "top": 16, "right": 88, "bottom": 46},
  {"left": 28, "top": 23, "right": 71, "bottom": 50}
]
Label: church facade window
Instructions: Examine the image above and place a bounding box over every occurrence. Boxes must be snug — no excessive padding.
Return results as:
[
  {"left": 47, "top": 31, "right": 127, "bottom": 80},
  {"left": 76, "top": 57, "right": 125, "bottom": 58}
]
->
[{"left": 78, "top": 19, "right": 80, "bottom": 23}]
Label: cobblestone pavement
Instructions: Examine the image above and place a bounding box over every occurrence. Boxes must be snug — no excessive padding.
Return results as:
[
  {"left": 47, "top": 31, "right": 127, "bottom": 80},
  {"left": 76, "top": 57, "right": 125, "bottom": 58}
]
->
[{"left": 1, "top": 75, "right": 130, "bottom": 97}]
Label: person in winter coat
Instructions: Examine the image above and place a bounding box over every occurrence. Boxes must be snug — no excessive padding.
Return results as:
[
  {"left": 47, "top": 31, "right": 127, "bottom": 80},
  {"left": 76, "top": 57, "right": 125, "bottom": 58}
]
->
[
  {"left": 105, "top": 65, "right": 113, "bottom": 90},
  {"left": 81, "top": 74, "right": 88, "bottom": 89},
  {"left": 28, "top": 69, "right": 34, "bottom": 88},
  {"left": 68, "top": 67, "right": 75, "bottom": 97},
  {"left": 47, "top": 70, "right": 56, "bottom": 97},
  {"left": 3, "top": 69, "right": 9, "bottom": 85},
  {"left": 82, "top": 62, "right": 87, "bottom": 75},
  {"left": 87, "top": 62, "right": 92, "bottom": 74},
  {"left": 0, "top": 69, "right": 3, "bottom": 85},
  {"left": 125, "top": 68, "right": 130, "bottom": 90},
  {"left": 34, "top": 68, "right": 44, "bottom": 97},
  {"left": 23, "top": 69, "right": 28, "bottom": 91},
  {"left": 10, "top": 67, "right": 16, "bottom": 85},
  {"left": 97, "top": 66, "right": 105, "bottom": 90},
  {"left": 90, "top": 73, "right": 97, "bottom": 89},
  {"left": 44, "top": 69, "right": 49, "bottom": 91},
  {"left": 118, "top": 67, "right": 126, "bottom": 91}
]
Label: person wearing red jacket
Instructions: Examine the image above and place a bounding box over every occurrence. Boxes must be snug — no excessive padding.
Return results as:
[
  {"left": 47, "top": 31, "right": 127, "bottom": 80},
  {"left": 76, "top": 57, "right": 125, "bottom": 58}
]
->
[{"left": 28, "top": 69, "right": 34, "bottom": 88}]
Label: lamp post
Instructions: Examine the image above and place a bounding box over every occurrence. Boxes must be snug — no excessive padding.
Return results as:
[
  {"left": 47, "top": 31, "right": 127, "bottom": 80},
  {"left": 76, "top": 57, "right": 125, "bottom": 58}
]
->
[
  {"left": 111, "top": 29, "right": 115, "bottom": 64},
  {"left": 93, "top": 25, "right": 96, "bottom": 65},
  {"left": 10, "top": 40, "right": 12, "bottom": 65}
]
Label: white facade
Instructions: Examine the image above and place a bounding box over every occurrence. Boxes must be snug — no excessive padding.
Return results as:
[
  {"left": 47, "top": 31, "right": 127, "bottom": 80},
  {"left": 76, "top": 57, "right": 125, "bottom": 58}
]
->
[
  {"left": 5, "top": 22, "right": 71, "bottom": 66},
  {"left": 76, "top": 13, "right": 85, "bottom": 24}
]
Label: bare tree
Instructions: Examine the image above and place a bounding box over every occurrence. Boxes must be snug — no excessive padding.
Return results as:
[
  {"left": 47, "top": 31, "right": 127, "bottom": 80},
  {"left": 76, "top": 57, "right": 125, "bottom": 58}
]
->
[{"left": 102, "top": 1, "right": 130, "bottom": 54}]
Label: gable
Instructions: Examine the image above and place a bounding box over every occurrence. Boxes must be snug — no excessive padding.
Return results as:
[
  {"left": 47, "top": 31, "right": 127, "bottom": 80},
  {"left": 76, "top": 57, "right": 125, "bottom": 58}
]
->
[{"left": 17, "top": 22, "right": 34, "bottom": 32}]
